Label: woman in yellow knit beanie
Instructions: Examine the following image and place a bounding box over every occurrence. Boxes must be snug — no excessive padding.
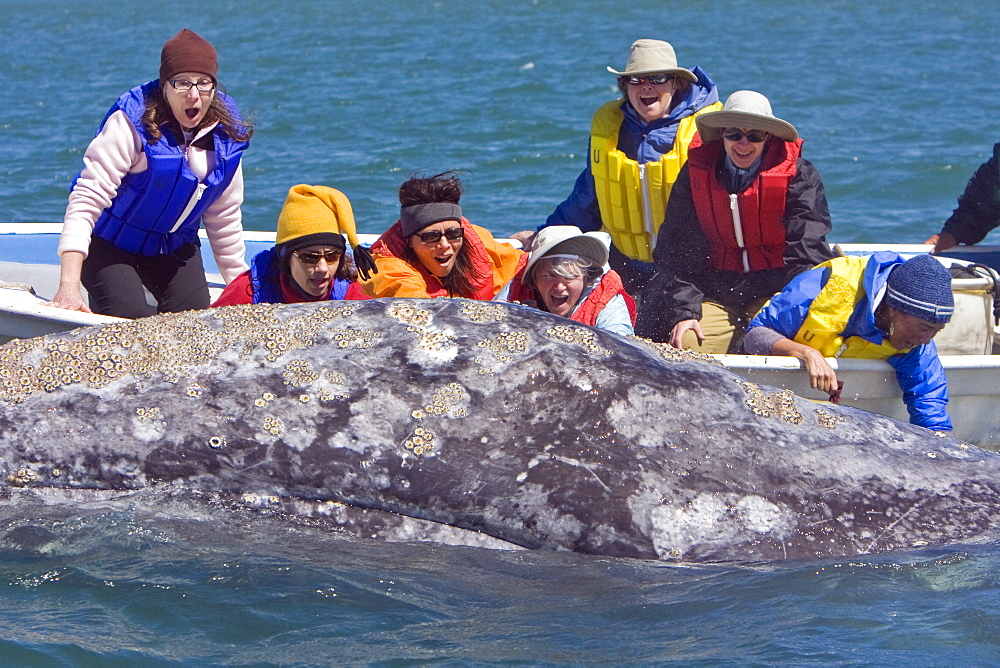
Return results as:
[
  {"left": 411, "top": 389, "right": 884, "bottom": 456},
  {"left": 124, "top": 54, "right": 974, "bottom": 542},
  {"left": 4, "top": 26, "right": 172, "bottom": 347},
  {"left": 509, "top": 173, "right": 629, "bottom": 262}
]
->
[{"left": 212, "top": 184, "right": 374, "bottom": 306}]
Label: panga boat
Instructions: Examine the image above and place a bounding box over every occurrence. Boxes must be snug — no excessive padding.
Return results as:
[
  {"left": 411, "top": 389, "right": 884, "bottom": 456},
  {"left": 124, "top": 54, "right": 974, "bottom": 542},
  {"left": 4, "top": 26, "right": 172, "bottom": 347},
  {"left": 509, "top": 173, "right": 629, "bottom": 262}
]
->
[{"left": 2, "top": 224, "right": 999, "bottom": 447}]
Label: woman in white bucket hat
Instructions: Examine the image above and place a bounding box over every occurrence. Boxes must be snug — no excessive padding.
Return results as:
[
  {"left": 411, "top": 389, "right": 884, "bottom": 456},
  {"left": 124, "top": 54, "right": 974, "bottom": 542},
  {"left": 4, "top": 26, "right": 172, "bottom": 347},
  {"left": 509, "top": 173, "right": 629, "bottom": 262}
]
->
[
  {"left": 512, "top": 39, "right": 721, "bottom": 299},
  {"left": 637, "top": 90, "right": 835, "bottom": 353},
  {"left": 495, "top": 226, "right": 636, "bottom": 336}
]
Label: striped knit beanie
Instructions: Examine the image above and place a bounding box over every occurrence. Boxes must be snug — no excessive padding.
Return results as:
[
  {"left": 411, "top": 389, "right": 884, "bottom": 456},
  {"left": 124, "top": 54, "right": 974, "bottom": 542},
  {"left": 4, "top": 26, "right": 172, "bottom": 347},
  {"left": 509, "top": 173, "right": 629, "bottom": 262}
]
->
[{"left": 886, "top": 254, "right": 954, "bottom": 324}]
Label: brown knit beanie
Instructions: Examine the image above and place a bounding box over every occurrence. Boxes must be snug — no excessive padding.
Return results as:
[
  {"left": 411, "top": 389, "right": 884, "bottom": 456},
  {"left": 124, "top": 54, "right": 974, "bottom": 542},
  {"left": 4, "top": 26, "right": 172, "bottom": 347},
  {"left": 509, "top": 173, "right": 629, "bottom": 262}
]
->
[{"left": 160, "top": 29, "right": 218, "bottom": 83}]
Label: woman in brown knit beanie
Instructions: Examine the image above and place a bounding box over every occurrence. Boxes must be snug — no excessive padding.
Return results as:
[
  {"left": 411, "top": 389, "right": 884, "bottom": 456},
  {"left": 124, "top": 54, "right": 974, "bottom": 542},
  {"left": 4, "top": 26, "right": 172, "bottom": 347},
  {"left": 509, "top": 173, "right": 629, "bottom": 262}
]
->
[{"left": 51, "top": 28, "right": 255, "bottom": 319}]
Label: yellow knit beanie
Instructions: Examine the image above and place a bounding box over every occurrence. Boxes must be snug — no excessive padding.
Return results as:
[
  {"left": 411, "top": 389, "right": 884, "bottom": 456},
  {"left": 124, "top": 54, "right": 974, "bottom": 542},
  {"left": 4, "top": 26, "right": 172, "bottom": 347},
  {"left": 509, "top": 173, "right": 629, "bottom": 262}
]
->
[
  {"left": 274, "top": 184, "right": 378, "bottom": 280},
  {"left": 276, "top": 184, "right": 360, "bottom": 247}
]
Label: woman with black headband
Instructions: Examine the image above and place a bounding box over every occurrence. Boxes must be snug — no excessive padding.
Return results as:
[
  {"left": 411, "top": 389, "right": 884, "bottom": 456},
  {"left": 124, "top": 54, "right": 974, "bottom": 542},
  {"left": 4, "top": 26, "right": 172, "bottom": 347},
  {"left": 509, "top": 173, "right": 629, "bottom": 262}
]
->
[
  {"left": 211, "top": 184, "right": 371, "bottom": 306},
  {"left": 361, "top": 172, "right": 524, "bottom": 299}
]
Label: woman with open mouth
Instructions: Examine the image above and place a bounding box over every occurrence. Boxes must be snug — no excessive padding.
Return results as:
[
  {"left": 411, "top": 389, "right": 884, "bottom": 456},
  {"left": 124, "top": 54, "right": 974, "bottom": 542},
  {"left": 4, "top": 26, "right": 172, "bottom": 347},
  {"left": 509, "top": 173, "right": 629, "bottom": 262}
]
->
[
  {"left": 637, "top": 90, "right": 836, "bottom": 354},
  {"left": 51, "top": 29, "right": 253, "bottom": 318},
  {"left": 495, "top": 226, "right": 635, "bottom": 336},
  {"left": 511, "top": 38, "right": 721, "bottom": 300},
  {"left": 361, "top": 172, "right": 525, "bottom": 300},
  {"left": 211, "top": 184, "right": 372, "bottom": 307}
]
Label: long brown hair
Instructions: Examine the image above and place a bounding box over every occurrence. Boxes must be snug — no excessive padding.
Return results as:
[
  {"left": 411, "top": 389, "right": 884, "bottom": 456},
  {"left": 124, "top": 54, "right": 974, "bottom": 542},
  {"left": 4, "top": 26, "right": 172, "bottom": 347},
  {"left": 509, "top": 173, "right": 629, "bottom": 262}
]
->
[
  {"left": 140, "top": 83, "right": 254, "bottom": 144},
  {"left": 399, "top": 171, "right": 487, "bottom": 298}
]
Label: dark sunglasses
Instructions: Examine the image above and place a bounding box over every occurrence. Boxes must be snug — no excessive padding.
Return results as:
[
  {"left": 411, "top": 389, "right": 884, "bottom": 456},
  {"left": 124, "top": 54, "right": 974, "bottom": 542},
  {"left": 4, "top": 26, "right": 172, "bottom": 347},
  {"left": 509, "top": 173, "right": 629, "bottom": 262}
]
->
[
  {"left": 293, "top": 249, "right": 342, "bottom": 265},
  {"left": 722, "top": 130, "right": 770, "bottom": 143},
  {"left": 415, "top": 227, "right": 464, "bottom": 243},
  {"left": 623, "top": 74, "right": 673, "bottom": 86}
]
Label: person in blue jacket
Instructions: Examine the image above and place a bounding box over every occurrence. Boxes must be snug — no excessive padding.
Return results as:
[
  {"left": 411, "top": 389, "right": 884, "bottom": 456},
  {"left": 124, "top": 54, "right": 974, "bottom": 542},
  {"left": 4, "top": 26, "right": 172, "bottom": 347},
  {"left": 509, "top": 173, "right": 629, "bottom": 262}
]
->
[
  {"left": 52, "top": 29, "right": 253, "bottom": 318},
  {"left": 743, "top": 252, "right": 955, "bottom": 431},
  {"left": 512, "top": 39, "right": 720, "bottom": 298}
]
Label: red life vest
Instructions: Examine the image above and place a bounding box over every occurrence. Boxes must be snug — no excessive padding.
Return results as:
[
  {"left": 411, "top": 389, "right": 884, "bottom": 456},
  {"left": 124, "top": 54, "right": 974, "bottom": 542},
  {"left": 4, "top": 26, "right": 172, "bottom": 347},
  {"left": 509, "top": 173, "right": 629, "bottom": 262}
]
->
[
  {"left": 688, "top": 139, "right": 802, "bottom": 273},
  {"left": 506, "top": 269, "right": 636, "bottom": 328}
]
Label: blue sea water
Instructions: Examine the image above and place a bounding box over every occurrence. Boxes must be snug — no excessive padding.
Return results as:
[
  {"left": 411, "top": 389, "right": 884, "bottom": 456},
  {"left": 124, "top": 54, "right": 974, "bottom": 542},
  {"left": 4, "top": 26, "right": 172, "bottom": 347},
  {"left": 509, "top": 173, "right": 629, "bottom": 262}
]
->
[{"left": 2, "top": 0, "right": 1000, "bottom": 664}]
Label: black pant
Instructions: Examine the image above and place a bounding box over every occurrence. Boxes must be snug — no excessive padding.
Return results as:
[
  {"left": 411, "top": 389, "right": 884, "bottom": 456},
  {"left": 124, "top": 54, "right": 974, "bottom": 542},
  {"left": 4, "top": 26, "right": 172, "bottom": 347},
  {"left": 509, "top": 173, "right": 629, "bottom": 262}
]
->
[{"left": 81, "top": 236, "right": 210, "bottom": 318}]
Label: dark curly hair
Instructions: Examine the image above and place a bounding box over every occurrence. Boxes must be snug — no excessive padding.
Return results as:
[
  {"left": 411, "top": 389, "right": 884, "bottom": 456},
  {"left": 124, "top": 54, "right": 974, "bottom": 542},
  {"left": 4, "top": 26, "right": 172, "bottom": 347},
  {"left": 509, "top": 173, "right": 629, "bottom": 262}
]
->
[
  {"left": 399, "top": 171, "right": 487, "bottom": 298},
  {"left": 140, "top": 82, "right": 254, "bottom": 144}
]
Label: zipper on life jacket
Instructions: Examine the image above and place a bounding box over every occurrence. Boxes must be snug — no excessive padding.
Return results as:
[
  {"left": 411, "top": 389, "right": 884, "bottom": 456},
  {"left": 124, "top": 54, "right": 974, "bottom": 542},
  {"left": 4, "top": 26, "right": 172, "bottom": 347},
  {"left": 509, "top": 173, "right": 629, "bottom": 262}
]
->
[
  {"left": 168, "top": 182, "right": 208, "bottom": 234},
  {"left": 639, "top": 163, "right": 656, "bottom": 251},
  {"left": 729, "top": 193, "right": 750, "bottom": 272}
]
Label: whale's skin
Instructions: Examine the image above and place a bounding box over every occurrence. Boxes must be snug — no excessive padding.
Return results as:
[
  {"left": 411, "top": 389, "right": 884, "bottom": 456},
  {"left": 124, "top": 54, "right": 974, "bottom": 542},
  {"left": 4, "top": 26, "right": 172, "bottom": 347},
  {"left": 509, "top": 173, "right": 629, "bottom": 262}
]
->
[{"left": 0, "top": 298, "right": 998, "bottom": 562}]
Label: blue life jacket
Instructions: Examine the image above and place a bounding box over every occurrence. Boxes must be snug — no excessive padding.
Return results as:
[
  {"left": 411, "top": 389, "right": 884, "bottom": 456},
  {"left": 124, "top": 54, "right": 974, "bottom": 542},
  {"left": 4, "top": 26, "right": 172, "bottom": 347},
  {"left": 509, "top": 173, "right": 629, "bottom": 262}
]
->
[
  {"left": 249, "top": 247, "right": 351, "bottom": 304},
  {"left": 86, "top": 80, "right": 249, "bottom": 256}
]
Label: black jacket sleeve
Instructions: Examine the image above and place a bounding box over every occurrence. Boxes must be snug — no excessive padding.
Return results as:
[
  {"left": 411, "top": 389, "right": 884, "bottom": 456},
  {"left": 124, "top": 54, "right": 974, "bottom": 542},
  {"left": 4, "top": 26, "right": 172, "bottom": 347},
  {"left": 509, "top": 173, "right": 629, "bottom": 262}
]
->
[
  {"left": 781, "top": 158, "right": 835, "bottom": 276},
  {"left": 941, "top": 143, "right": 1000, "bottom": 245},
  {"left": 635, "top": 164, "right": 707, "bottom": 339}
]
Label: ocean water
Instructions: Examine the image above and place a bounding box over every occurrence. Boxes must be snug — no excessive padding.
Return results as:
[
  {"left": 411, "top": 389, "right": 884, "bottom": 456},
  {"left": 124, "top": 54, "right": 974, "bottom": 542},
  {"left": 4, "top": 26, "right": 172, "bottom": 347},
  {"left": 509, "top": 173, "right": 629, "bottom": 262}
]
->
[{"left": 2, "top": 0, "right": 1000, "bottom": 664}]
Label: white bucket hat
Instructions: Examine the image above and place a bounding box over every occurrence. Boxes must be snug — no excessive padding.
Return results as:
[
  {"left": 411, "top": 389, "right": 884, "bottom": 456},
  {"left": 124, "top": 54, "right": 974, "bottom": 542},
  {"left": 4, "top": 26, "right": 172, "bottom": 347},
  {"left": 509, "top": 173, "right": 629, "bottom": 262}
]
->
[
  {"left": 696, "top": 90, "right": 798, "bottom": 143},
  {"left": 606, "top": 39, "right": 696, "bottom": 83},
  {"left": 524, "top": 226, "right": 609, "bottom": 285}
]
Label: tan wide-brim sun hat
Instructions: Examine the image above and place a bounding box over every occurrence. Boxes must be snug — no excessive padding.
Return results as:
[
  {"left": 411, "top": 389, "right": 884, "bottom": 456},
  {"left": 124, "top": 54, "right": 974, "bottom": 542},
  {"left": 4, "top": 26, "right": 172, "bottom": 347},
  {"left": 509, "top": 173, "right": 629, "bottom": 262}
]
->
[
  {"left": 606, "top": 39, "right": 696, "bottom": 83},
  {"left": 696, "top": 90, "right": 798, "bottom": 143},
  {"left": 524, "top": 226, "right": 609, "bottom": 285}
]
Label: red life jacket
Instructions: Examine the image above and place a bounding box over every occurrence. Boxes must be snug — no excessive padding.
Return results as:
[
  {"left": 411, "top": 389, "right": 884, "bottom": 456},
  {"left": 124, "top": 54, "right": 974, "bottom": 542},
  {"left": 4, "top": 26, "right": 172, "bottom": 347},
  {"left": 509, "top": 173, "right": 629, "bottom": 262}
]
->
[
  {"left": 688, "top": 139, "right": 802, "bottom": 273},
  {"left": 506, "top": 268, "right": 636, "bottom": 328}
]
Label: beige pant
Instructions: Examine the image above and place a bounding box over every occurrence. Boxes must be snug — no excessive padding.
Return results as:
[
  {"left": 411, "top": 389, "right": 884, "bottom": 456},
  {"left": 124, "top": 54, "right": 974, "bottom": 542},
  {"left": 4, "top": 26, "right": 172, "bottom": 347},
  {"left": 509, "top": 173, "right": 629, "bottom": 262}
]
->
[{"left": 681, "top": 299, "right": 770, "bottom": 354}]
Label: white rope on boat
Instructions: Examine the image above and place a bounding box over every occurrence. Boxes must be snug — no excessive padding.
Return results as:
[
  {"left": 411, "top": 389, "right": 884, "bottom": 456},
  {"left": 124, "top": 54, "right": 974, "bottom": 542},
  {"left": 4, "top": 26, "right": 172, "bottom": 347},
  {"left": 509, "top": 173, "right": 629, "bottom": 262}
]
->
[{"left": 0, "top": 281, "right": 36, "bottom": 295}]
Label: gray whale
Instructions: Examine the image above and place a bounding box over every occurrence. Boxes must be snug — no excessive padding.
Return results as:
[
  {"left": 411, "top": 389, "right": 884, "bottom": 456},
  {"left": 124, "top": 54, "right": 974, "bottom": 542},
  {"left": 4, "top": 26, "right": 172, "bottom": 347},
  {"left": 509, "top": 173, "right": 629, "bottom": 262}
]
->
[{"left": 1, "top": 298, "right": 998, "bottom": 562}]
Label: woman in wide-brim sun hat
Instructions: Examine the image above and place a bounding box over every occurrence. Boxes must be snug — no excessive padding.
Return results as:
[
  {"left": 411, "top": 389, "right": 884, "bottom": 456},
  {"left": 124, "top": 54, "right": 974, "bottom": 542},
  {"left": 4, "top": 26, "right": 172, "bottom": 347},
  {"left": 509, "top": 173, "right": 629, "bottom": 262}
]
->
[
  {"left": 512, "top": 38, "right": 722, "bottom": 299},
  {"left": 637, "top": 90, "right": 835, "bottom": 354}
]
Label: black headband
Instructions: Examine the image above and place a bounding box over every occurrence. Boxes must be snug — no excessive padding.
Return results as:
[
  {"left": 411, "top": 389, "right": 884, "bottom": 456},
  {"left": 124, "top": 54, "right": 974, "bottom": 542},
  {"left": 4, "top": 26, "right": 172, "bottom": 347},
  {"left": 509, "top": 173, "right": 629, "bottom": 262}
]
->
[{"left": 400, "top": 202, "right": 463, "bottom": 237}]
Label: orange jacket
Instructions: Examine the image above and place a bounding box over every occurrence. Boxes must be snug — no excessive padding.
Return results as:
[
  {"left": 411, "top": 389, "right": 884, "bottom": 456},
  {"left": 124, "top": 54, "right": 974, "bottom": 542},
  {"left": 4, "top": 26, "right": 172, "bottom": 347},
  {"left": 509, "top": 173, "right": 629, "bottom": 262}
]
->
[{"left": 361, "top": 219, "right": 525, "bottom": 299}]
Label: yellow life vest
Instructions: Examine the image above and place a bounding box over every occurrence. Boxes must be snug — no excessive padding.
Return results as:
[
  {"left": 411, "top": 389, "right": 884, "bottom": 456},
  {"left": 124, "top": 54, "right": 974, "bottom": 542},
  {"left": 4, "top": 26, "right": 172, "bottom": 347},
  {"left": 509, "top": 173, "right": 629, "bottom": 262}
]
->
[
  {"left": 793, "top": 256, "right": 903, "bottom": 359},
  {"left": 590, "top": 99, "right": 722, "bottom": 262}
]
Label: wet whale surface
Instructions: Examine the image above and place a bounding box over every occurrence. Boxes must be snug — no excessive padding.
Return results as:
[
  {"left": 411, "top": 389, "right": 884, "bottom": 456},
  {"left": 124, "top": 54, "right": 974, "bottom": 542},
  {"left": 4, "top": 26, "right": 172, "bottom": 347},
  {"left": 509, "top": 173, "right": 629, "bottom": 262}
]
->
[{"left": 1, "top": 298, "right": 998, "bottom": 562}]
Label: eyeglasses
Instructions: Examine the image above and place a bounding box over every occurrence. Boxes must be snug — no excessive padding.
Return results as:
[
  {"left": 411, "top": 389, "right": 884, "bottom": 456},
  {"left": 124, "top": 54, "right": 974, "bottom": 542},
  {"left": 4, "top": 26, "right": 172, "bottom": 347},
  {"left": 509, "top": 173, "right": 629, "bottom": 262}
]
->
[
  {"left": 722, "top": 130, "right": 770, "bottom": 143},
  {"left": 415, "top": 227, "right": 464, "bottom": 243},
  {"left": 293, "top": 250, "right": 342, "bottom": 265},
  {"left": 623, "top": 74, "right": 673, "bottom": 86},
  {"left": 168, "top": 79, "right": 216, "bottom": 94}
]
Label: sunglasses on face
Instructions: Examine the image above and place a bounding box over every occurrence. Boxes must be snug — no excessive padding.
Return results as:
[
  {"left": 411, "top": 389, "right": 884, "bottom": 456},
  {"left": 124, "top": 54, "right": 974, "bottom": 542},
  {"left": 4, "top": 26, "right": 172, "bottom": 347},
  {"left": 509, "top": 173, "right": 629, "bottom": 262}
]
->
[
  {"left": 415, "top": 227, "right": 464, "bottom": 244},
  {"left": 722, "top": 130, "right": 770, "bottom": 143},
  {"left": 624, "top": 74, "right": 673, "bottom": 86},
  {"left": 293, "top": 250, "right": 342, "bottom": 265}
]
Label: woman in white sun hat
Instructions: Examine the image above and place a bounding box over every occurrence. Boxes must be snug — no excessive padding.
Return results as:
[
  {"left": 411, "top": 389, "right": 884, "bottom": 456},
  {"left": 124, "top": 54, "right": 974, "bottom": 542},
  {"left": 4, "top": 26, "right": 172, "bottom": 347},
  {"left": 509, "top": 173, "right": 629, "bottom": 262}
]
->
[
  {"left": 496, "top": 226, "right": 636, "bottom": 336},
  {"left": 512, "top": 39, "right": 721, "bottom": 299},
  {"left": 637, "top": 90, "right": 835, "bottom": 353}
]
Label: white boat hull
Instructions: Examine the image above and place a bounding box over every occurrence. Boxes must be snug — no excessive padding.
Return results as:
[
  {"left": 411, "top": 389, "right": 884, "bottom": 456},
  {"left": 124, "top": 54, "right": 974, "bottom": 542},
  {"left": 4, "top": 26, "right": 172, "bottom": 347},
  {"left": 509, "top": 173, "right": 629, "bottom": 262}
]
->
[{"left": 716, "top": 354, "right": 1000, "bottom": 448}]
